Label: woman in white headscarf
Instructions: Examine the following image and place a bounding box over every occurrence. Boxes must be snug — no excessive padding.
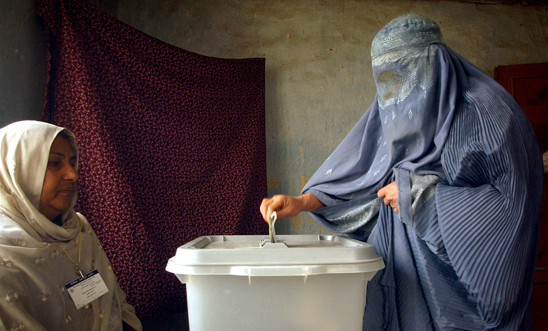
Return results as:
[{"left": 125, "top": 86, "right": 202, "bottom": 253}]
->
[
  {"left": 0, "top": 120, "right": 142, "bottom": 331},
  {"left": 261, "top": 14, "right": 542, "bottom": 330}
]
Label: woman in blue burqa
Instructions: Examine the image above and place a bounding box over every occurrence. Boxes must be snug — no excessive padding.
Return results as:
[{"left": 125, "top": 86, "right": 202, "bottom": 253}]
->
[{"left": 260, "top": 14, "right": 543, "bottom": 330}]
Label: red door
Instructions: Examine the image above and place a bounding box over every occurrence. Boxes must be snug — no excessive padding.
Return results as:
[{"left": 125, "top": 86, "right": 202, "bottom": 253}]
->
[{"left": 495, "top": 62, "right": 548, "bottom": 331}]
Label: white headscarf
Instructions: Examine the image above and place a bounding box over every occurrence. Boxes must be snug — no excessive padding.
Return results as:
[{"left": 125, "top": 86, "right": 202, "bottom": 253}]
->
[{"left": 0, "top": 120, "right": 80, "bottom": 241}]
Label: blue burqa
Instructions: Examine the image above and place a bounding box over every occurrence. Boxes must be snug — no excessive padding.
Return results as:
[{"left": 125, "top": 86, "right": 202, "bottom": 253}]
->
[{"left": 302, "top": 14, "right": 543, "bottom": 330}]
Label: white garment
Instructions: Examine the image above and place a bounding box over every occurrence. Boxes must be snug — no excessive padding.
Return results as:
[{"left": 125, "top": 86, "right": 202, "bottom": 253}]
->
[{"left": 0, "top": 121, "right": 141, "bottom": 331}]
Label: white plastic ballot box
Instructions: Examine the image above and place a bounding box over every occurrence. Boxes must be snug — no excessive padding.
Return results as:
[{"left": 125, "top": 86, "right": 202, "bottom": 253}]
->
[{"left": 166, "top": 235, "right": 384, "bottom": 331}]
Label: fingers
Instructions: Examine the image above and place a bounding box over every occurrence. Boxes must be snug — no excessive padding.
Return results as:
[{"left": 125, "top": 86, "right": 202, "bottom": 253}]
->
[
  {"left": 377, "top": 186, "right": 386, "bottom": 198},
  {"left": 377, "top": 182, "right": 399, "bottom": 213},
  {"left": 259, "top": 194, "right": 307, "bottom": 224},
  {"left": 379, "top": 197, "right": 399, "bottom": 213},
  {"left": 260, "top": 198, "right": 273, "bottom": 223},
  {"left": 260, "top": 195, "right": 285, "bottom": 223},
  {"left": 391, "top": 201, "right": 399, "bottom": 213},
  {"left": 379, "top": 190, "right": 395, "bottom": 206},
  {"left": 265, "top": 203, "right": 277, "bottom": 223}
]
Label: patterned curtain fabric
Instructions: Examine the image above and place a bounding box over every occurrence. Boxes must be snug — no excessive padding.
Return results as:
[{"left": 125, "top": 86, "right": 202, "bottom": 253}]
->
[{"left": 36, "top": 0, "right": 267, "bottom": 319}]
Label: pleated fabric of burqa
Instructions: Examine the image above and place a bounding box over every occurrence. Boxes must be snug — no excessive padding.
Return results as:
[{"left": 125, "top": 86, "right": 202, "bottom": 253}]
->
[{"left": 302, "top": 14, "right": 543, "bottom": 330}]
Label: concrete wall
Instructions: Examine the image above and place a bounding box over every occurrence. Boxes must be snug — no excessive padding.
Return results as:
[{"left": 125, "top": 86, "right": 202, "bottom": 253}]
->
[
  {"left": 0, "top": 0, "right": 47, "bottom": 127},
  {"left": 2, "top": 0, "right": 548, "bottom": 234}
]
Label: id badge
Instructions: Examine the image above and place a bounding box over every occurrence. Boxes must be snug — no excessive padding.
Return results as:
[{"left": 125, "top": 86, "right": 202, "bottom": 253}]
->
[{"left": 65, "top": 270, "right": 109, "bottom": 309}]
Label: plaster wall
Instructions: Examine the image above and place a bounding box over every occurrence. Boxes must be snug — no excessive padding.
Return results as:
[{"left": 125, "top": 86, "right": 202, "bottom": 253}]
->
[
  {"left": 2, "top": 0, "right": 548, "bottom": 235},
  {"left": 0, "top": 0, "right": 46, "bottom": 126}
]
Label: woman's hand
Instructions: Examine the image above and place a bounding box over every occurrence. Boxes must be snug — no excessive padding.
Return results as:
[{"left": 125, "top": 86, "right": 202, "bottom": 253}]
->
[
  {"left": 378, "top": 181, "right": 399, "bottom": 213},
  {"left": 259, "top": 193, "right": 324, "bottom": 223}
]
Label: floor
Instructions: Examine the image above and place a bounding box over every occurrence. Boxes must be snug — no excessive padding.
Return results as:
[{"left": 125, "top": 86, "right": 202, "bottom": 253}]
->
[{"left": 141, "top": 313, "right": 189, "bottom": 331}]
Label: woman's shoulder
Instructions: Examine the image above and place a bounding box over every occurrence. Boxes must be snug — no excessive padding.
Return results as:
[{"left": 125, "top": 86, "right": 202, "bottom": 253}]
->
[
  {"left": 74, "top": 212, "right": 90, "bottom": 225},
  {"left": 73, "top": 212, "right": 101, "bottom": 241},
  {"left": 0, "top": 211, "right": 35, "bottom": 246}
]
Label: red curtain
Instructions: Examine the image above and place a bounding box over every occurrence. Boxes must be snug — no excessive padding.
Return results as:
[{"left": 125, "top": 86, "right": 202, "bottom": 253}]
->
[{"left": 37, "top": 0, "right": 267, "bottom": 319}]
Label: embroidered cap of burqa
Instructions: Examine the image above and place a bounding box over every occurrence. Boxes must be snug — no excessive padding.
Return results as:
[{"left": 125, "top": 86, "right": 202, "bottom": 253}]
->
[{"left": 302, "top": 14, "right": 542, "bottom": 330}]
